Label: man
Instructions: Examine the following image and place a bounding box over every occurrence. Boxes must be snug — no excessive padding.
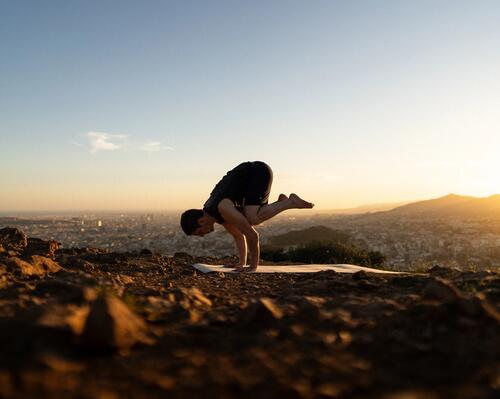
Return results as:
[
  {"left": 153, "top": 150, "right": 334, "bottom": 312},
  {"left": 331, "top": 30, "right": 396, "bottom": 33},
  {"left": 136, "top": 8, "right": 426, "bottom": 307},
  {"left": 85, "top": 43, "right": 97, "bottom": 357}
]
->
[{"left": 180, "top": 160, "right": 314, "bottom": 271}]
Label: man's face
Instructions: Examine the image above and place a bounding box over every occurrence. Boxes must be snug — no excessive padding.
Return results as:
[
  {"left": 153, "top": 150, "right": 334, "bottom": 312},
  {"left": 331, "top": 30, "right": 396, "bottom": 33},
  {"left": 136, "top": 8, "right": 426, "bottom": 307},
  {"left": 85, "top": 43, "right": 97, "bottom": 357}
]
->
[{"left": 192, "top": 220, "right": 214, "bottom": 237}]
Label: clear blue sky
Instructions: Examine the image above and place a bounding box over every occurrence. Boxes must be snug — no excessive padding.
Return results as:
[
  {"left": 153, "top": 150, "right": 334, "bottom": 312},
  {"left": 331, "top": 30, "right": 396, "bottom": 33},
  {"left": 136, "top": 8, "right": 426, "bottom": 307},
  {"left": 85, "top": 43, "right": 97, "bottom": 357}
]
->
[{"left": 1, "top": 1, "right": 499, "bottom": 211}]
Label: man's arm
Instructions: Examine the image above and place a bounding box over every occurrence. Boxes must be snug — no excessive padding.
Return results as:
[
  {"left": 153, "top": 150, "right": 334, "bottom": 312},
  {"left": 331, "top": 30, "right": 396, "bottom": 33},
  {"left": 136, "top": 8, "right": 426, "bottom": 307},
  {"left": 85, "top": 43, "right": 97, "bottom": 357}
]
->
[
  {"left": 218, "top": 199, "right": 260, "bottom": 270},
  {"left": 222, "top": 222, "right": 247, "bottom": 267}
]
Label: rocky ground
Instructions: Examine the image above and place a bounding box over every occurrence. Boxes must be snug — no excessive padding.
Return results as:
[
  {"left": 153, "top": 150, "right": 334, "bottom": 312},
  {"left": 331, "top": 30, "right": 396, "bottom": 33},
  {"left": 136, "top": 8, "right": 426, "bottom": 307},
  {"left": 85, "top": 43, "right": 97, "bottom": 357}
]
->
[{"left": 0, "top": 227, "right": 499, "bottom": 399}]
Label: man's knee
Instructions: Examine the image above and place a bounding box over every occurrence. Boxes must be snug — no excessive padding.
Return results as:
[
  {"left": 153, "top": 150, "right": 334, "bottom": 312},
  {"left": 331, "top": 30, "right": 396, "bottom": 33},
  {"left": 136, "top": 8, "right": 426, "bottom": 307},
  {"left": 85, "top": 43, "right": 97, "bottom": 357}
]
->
[
  {"left": 244, "top": 206, "right": 262, "bottom": 225},
  {"left": 246, "top": 214, "right": 261, "bottom": 226}
]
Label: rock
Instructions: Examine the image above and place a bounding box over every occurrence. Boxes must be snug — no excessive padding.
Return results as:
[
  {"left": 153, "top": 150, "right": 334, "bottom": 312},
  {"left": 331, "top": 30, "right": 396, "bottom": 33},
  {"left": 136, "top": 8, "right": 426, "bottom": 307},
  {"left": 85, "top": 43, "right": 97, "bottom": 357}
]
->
[
  {"left": 116, "top": 274, "right": 134, "bottom": 285},
  {"left": 34, "top": 279, "right": 95, "bottom": 303},
  {"left": 427, "top": 265, "right": 461, "bottom": 278},
  {"left": 139, "top": 370, "right": 176, "bottom": 390},
  {"left": 239, "top": 297, "right": 284, "bottom": 329},
  {"left": 58, "top": 247, "right": 109, "bottom": 256},
  {"left": 173, "top": 252, "right": 193, "bottom": 261},
  {"left": 164, "top": 288, "right": 213, "bottom": 323},
  {"left": 423, "top": 277, "right": 464, "bottom": 302},
  {"left": 38, "top": 353, "right": 85, "bottom": 373},
  {"left": 145, "top": 295, "right": 175, "bottom": 323},
  {"left": 313, "top": 270, "right": 339, "bottom": 279},
  {"left": 28, "top": 255, "right": 62, "bottom": 274},
  {"left": 4, "top": 257, "right": 31, "bottom": 276},
  {"left": 24, "top": 237, "right": 61, "bottom": 259},
  {"left": 4, "top": 256, "right": 60, "bottom": 277},
  {"left": 80, "top": 294, "right": 154, "bottom": 354},
  {"left": 303, "top": 296, "right": 327, "bottom": 307},
  {"left": 168, "top": 287, "right": 212, "bottom": 308},
  {"left": 352, "top": 270, "right": 369, "bottom": 280},
  {"left": 140, "top": 248, "right": 153, "bottom": 256},
  {"left": 357, "top": 280, "right": 379, "bottom": 290},
  {"left": 456, "top": 293, "right": 500, "bottom": 322},
  {"left": 0, "top": 227, "right": 28, "bottom": 255},
  {"left": 37, "top": 304, "right": 90, "bottom": 335},
  {"left": 390, "top": 276, "right": 423, "bottom": 288},
  {"left": 59, "top": 257, "right": 97, "bottom": 272},
  {"left": 285, "top": 295, "right": 323, "bottom": 323}
]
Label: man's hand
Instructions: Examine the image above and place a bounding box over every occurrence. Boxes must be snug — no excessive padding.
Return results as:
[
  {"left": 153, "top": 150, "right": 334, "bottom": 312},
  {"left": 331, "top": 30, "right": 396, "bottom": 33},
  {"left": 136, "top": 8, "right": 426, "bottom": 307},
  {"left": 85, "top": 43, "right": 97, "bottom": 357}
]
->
[{"left": 240, "top": 266, "right": 257, "bottom": 273}]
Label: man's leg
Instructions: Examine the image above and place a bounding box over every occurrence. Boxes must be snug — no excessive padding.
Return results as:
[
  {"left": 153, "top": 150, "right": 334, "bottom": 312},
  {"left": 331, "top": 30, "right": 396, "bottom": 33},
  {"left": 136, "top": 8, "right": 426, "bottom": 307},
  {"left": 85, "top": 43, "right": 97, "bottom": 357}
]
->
[{"left": 244, "top": 193, "right": 314, "bottom": 225}]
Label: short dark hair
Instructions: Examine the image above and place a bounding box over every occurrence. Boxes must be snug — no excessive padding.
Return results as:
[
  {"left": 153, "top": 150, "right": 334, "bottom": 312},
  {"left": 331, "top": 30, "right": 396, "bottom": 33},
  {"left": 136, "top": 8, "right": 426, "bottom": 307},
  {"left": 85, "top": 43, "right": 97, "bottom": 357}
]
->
[{"left": 180, "top": 209, "right": 204, "bottom": 235}]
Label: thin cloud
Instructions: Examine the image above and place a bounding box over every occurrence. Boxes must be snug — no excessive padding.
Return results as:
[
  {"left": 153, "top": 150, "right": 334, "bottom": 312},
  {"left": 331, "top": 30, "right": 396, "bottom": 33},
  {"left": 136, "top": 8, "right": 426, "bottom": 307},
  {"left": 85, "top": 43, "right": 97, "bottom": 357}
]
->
[
  {"left": 85, "top": 132, "right": 174, "bottom": 154},
  {"left": 140, "top": 140, "right": 174, "bottom": 153},
  {"left": 87, "top": 132, "right": 127, "bottom": 154}
]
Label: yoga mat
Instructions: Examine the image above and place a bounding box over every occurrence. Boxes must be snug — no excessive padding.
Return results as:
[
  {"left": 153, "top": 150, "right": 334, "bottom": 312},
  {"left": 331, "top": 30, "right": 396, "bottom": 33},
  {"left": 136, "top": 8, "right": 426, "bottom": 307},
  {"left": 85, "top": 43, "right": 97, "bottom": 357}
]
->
[{"left": 193, "top": 263, "right": 403, "bottom": 274}]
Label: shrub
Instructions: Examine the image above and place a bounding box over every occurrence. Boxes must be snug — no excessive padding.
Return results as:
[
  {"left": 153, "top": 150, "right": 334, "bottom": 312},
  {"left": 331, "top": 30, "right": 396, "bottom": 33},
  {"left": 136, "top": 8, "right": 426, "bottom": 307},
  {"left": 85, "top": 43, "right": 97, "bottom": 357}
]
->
[{"left": 261, "top": 239, "right": 386, "bottom": 269}]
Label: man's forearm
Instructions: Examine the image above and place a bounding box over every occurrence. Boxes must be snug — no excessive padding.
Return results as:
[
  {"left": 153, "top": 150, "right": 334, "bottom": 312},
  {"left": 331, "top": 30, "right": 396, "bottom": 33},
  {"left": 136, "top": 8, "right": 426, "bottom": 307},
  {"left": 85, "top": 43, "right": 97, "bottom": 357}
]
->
[
  {"left": 233, "top": 235, "right": 247, "bottom": 266},
  {"left": 245, "top": 233, "right": 260, "bottom": 269}
]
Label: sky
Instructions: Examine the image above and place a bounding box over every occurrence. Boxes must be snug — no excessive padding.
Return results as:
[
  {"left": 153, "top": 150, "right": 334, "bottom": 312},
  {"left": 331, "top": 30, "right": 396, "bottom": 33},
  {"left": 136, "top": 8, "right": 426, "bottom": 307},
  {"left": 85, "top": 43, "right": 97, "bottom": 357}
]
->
[{"left": 1, "top": 0, "right": 499, "bottom": 212}]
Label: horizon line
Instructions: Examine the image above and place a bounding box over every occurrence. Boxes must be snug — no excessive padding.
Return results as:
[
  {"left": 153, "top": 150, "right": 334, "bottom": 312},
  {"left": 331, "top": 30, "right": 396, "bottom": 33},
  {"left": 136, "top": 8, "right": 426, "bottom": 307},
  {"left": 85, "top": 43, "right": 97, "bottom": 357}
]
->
[{"left": 1, "top": 192, "right": 499, "bottom": 216}]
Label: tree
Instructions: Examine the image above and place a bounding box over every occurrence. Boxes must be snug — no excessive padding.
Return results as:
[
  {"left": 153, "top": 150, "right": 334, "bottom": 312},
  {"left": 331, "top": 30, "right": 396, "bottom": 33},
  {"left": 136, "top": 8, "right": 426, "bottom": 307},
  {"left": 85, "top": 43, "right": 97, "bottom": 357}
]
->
[{"left": 261, "top": 239, "right": 387, "bottom": 269}]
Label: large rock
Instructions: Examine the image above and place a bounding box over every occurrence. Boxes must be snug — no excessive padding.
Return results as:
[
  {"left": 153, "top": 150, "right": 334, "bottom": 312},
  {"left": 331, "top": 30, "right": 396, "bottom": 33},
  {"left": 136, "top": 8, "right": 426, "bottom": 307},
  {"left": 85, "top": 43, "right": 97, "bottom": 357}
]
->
[
  {"left": 239, "top": 297, "right": 284, "bottom": 330},
  {"left": 3, "top": 256, "right": 61, "bottom": 277},
  {"left": 423, "top": 277, "right": 464, "bottom": 302},
  {"left": 37, "top": 304, "right": 90, "bottom": 335},
  {"left": 34, "top": 279, "right": 96, "bottom": 303},
  {"left": 29, "top": 255, "right": 62, "bottom": 274},
  {"left": 24, "top": 237, "right": 61, "bottom": 259},
  {"left": 166, "top": 287, "right": 213, "bottom": 323},
  {"left": 456, "top": 293, "right": 500, "bottom": 322},
  {"left": 167, "top": 287, "right": 213, "bottom": 308},
  {"left": 428, "top": 265, "right": 462, "bottom": 278},
  {"left": 80, "top": 294, "right": 154, "bottom": 354},
  {"left": 0, "top": 227, "right": 27, "bottom": 255}
]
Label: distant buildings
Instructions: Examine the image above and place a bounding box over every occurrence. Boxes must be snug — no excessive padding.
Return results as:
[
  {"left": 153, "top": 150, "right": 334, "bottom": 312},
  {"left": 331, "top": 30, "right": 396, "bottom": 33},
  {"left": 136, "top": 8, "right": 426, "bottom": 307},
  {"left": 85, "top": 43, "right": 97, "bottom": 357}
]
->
[{"left": 1, "top": 211, "right": 499, "bottom": 271}]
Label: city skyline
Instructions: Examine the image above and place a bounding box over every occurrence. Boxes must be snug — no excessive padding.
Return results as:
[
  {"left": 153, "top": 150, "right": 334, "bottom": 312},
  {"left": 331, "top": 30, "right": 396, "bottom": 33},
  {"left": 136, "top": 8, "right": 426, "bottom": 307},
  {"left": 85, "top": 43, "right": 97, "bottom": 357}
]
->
[
  {"left": 1, "top": 192, "right": 498, "bottom": 216},
  {"left": 2, "top": 1, "right": 499, "bottom": 211}
]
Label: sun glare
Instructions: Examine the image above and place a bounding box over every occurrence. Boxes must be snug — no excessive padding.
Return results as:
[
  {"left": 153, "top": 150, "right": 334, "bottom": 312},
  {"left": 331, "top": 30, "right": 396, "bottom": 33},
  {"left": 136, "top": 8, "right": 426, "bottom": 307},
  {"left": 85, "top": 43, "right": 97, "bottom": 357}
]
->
[{"left": 463, "top": 158, "right": 500, "bottom": 197}]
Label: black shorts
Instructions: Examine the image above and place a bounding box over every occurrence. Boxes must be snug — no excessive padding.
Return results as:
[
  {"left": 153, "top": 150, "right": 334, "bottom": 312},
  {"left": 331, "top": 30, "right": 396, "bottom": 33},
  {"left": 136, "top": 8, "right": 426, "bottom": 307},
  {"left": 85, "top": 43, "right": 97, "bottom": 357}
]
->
[{"left": 244, "top": 161, "right": 273, "bottom": 206}]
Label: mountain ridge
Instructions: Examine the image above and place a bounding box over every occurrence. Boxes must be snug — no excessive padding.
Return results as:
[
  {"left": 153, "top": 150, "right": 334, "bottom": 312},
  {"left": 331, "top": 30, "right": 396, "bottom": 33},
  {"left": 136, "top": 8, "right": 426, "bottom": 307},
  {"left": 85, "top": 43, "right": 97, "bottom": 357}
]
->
[{"left": 372, "top": 193, "right": 500, "bottom": 219}]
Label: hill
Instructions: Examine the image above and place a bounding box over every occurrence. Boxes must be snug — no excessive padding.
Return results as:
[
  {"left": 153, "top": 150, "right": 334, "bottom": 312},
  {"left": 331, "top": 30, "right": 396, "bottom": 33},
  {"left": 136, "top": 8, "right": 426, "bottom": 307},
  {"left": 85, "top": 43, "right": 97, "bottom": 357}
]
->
[
  {"left": 362, "top": 193, "right": 500, "bottom": 220},
  {"left": 308, "top": 200, "right": 413, "bottom": 215},
  {"left": 0, "top": 227, "right": 499, "bottom": 398}
]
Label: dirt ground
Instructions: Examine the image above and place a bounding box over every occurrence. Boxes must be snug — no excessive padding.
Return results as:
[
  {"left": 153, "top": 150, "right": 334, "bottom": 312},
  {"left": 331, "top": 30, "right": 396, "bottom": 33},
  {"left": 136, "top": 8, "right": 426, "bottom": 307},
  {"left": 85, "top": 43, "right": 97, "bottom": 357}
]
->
[{"left": 1, "top": 227, "right": 499, "bottom": 399}]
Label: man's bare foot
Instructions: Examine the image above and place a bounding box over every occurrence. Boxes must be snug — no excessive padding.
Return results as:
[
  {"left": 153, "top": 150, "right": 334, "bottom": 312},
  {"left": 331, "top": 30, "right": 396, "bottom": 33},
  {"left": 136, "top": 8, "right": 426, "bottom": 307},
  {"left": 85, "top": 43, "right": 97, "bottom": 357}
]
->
[
  {"left": 289, "top": 193, "right": 314, "bottom": 209},
  {"left": 278, "top": 193, "right": 288, "bottom": 202}
]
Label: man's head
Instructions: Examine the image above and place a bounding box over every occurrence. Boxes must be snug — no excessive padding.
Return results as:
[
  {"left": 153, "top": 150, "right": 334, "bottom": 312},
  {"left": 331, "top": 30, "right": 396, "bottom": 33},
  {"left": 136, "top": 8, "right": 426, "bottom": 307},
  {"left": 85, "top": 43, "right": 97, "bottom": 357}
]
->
[{"left": 180, "top": 209, "right": 215, "bottom": 236}]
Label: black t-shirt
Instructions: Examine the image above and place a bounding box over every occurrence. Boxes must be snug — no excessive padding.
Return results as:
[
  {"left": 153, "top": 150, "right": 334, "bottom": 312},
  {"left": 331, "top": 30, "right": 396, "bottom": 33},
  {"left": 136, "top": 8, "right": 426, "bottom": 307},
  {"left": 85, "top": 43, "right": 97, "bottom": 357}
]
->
[{"left": 203, "top": 161, "right": 253, "bottom": 224}]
